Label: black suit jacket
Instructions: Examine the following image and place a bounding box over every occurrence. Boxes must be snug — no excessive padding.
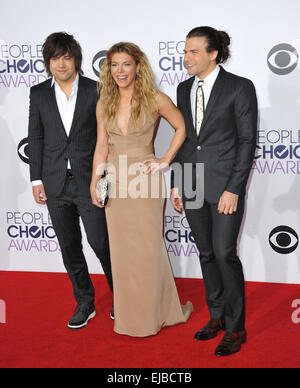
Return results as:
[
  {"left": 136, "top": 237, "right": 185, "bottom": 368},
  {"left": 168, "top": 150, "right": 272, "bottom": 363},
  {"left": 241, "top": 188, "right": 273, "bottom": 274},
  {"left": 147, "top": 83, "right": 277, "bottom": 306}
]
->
[
  {"left": 28, "top": 74, "right": 99, "bottom": 198},
  {"left": 172, "top": 66, "right": 258, "bottom": 205}
]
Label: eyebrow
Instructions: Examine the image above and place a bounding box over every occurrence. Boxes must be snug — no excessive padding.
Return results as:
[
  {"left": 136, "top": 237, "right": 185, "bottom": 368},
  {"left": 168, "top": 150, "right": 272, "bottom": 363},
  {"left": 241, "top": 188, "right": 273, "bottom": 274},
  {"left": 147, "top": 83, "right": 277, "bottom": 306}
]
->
[
  {"left": 184, "top": 49, "right": 200, "bottom": 54},
  {"left": 111, "top": 61, "right": 133, "bottom": 64}
]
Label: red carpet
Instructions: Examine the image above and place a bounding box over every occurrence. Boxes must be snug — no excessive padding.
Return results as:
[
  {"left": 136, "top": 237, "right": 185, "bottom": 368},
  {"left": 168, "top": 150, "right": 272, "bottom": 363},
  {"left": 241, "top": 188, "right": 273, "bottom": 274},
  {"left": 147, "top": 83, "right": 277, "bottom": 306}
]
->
[{"left": 0, "top": 271, "right": 299, "bottom": 368}]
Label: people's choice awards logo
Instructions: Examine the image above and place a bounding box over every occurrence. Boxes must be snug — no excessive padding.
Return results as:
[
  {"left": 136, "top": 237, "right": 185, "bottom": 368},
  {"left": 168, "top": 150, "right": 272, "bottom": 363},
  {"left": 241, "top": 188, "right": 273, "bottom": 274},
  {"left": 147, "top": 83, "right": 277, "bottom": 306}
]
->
[
  {"left": 18, "top": 137, "right": 29, "bottom": 164},
  {"left": 165, "top": 215, "right": 198, "bottom": 258},
  {"left": 267, "top": 44, "right": 299, "bottom": 75},
  {"left": 158, "top": 41, "right": 190, "bottom": 87},
  {"left": 253, "top": 130, "right": 300, "bottom": 175},
  {"left": 7, "top": 212, "right": 59, "bottom": 253},
  {"left": 269, "top": 226, "right": 299, "bottom": 254},
  {"left": 0, "top": 43, "right": 47, "bottom": 88},
  {"left": 92, "top": 50, "right": 107, "bottom": 77}
]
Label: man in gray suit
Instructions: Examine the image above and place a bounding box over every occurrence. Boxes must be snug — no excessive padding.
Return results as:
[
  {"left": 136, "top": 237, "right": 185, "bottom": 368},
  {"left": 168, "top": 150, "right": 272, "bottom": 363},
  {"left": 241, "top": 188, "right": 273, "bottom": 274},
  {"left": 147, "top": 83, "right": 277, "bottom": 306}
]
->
[
  {"left": 28, "top": 32, "right": 113, "bottom": 329},
  {"left": 171, "top": 26, "right": 258, "bottom": 356}
]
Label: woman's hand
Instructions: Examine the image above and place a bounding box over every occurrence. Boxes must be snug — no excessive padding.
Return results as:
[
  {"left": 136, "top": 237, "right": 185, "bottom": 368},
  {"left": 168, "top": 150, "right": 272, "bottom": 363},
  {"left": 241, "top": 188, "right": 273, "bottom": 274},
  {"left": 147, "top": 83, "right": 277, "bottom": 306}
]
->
[
  {"left": 90, "top": 99, "right": 109, "bottom": 209},
  {"left": 143, "top": 157, "right": 170, "bottom": 175},
  {"left": 90, "top": 181, "right": 105, "bottom": 208}
]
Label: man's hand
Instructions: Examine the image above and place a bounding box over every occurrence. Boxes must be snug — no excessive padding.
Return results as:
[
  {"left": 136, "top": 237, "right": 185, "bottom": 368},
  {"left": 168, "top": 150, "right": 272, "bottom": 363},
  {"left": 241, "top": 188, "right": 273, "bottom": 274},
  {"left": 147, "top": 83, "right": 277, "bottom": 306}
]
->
[
  {"left": 32, "top": 184, "right": 47, "bottom": 205},
  {"left": 170, "top": 188, "right": 183, "bottom": 213},
  {"left": 218, "top": 191, "right": 239, "bottom": 215}
]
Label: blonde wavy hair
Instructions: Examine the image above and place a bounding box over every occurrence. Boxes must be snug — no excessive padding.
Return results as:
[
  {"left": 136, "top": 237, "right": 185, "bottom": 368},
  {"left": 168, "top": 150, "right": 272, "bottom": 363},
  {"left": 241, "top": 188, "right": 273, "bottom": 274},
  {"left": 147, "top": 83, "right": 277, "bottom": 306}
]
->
[{"left": 99, "top": 42, "right": 158, "bottom": 128}]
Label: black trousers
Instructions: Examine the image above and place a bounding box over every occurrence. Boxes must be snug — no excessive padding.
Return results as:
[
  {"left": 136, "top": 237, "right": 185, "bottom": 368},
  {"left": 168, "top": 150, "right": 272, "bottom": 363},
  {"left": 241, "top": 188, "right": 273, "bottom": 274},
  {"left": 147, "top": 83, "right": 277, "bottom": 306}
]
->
[
  {"left": 184, "top": 198, "right": 245, "bottom": 333},
  {"left": 46, "top": 176, "right": 113, "bottom": 307}
]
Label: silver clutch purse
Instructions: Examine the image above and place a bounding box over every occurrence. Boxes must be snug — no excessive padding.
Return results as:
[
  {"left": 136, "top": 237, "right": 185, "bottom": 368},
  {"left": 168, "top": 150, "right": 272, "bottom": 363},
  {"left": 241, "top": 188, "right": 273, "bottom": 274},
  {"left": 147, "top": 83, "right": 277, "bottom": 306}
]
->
[{"left": 96, "top": 176, "right": 110, "bottom": 206}]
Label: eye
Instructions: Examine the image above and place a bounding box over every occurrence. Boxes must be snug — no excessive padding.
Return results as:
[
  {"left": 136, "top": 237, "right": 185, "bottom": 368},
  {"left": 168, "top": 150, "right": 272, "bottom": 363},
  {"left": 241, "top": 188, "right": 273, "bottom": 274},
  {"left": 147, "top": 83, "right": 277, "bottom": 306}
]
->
[
  {"left": 92, "top": 50, "right": 107, "bottom": 77},
  {"left": 269, "top": 226, "right": 299, "bottom": 254},
  {"left": 17, "top": 138, "right": 29, "bottom": 164},
  {"left": 268, "top": 50, "right": 298, "bottom": 69},
  {"left": 267, "top": 44, "right": 299, "bottom": 75}
]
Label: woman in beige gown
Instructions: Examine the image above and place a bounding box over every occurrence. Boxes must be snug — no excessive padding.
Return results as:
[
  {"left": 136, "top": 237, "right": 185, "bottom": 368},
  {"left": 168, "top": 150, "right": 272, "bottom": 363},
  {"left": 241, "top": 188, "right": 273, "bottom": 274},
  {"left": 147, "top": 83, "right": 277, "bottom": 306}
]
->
[{"left": 91, "top": 42, "right": 193, "bottom": 337}]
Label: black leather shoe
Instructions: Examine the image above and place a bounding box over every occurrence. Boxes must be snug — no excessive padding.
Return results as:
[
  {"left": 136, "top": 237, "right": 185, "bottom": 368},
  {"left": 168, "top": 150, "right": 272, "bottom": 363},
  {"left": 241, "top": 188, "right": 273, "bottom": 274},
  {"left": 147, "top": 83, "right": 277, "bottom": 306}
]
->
[
  {"left": 215, "top": 330, "right": 247, "bottom": 356},
  {"left": 194, "top": 318, "right": 225, "bottom": 341}
]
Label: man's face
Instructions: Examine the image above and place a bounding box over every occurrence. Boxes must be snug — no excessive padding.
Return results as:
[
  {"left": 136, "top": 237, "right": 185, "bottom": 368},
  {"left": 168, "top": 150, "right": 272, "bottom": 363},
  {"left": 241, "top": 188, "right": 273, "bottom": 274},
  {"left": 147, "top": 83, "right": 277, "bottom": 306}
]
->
[
  {"left": 49, "top": 52, "right": 77, "bottom": 83},
  {"left": 184, "top": 37, "right": 218, "bottom": 79}
]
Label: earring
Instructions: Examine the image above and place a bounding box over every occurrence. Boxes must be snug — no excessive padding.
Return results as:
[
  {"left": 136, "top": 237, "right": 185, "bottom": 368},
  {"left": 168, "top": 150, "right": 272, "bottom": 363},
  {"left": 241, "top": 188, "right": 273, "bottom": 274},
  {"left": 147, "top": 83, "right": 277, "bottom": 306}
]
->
[{"left": 136, "top": 72, "right": 140, "bottom": 81}]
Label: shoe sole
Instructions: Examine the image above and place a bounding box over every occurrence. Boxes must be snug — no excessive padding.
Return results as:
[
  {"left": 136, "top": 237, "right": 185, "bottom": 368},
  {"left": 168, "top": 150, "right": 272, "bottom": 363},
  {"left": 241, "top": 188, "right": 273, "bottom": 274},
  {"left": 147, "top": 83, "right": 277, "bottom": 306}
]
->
[{"left": 68, "top": 311, "right": 96, "bottom": 330}]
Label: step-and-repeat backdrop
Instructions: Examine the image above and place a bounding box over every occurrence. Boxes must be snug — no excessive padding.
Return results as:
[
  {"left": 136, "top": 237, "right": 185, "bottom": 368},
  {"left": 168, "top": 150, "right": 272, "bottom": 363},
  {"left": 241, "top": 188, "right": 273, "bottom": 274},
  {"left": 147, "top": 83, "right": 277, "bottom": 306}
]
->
[{"left": 1, "top": 0, "right": 299, "bottom": 284}]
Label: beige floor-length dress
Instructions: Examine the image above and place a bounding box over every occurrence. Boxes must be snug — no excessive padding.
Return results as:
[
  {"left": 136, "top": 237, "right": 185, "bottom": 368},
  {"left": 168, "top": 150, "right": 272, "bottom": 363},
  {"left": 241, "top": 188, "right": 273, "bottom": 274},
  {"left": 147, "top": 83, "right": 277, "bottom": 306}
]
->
[{"left": 104, "top": 114, "right": 193, "bottom": 337}]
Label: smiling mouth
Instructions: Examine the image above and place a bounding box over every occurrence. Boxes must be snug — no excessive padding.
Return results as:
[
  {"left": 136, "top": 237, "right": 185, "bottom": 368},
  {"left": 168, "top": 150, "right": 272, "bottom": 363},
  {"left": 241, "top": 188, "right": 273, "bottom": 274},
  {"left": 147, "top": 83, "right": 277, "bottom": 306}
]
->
[{"left": 117, "top": 76, "right": 128, "bottom": 81}]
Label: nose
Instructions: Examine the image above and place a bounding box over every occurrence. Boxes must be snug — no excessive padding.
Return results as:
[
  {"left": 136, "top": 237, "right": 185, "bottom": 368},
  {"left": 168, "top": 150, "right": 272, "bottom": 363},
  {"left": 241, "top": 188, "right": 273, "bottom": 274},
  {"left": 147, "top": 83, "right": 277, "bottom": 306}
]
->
[
  {"left": 117, "top": 64, "right": 126, "bottom": 73},
  {"left": 184, "top": 53, "right": 190, "bottom": 63},
  {"left": 57, "top": 57, "right": 66, "bottom": 67}
]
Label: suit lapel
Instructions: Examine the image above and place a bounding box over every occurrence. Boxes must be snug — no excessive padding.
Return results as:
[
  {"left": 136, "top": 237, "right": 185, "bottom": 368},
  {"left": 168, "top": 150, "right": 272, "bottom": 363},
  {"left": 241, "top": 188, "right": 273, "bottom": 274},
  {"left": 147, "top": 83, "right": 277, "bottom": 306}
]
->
[
  {"left": 199, "top": 66, "right": 226, "bottom": 138},
  {"left": 184, "top": 76, "right": 197, "bottom": 139},
  {"left": 46, "top": 81, "right": 68, "bottom": 140},
  {"left": 69, "top": 75, "right": 88, "bottom": 139}
]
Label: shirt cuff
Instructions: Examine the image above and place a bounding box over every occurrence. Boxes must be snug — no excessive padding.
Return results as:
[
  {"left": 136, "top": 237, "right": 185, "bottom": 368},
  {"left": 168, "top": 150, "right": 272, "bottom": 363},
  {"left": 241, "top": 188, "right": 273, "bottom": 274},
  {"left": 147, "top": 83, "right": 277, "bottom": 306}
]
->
[{"left": 32, "top": 180, "right": 43, "bottom": 187}]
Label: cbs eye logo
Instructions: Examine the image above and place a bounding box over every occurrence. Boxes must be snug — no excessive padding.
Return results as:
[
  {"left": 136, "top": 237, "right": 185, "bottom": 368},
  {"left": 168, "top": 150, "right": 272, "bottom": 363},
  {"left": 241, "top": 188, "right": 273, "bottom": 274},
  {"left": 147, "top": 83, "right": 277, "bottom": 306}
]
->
[
  {"left": 92, "top": 50, "right": 107, "bottom": 77},
  {"left": 269, "top": 226, "right": 299, "bottom": 254},
  {"left": 267, "top": 44, "right": 299, "bottom": 75},
  {"left": 18, "top": 137, "right": 29, "bottom": 164}
]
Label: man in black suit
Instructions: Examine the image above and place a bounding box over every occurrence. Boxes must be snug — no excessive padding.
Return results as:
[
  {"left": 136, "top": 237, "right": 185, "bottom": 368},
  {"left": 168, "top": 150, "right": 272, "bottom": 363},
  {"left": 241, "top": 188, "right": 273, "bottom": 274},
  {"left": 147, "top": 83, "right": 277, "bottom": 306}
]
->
[
  {"left": 28, "top": 32, "right": 113, "bottom": 330},
  {"left": 171, "top": 26, "right": 258, "bottom": 356}
]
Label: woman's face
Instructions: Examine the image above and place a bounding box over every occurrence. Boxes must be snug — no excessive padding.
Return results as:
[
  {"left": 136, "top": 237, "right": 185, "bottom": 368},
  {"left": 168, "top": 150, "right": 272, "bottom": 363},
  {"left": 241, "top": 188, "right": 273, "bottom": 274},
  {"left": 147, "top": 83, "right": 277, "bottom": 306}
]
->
[{"left": 110, "top": 51, "right": 140, "bottom": 89}]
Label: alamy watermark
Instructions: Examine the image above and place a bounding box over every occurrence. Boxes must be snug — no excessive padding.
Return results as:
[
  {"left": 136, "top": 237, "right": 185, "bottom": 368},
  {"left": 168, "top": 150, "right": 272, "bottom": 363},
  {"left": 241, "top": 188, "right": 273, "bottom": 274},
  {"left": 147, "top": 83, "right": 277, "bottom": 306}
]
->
[
  {"left": 0, "top": 299, "right": 6, "bottom": 324},
  {"left": 291, "top": 299, "right": 300, "bottom": 324},
  {"left": 97, "top": 157, "right": 204, "bottom": 210}
]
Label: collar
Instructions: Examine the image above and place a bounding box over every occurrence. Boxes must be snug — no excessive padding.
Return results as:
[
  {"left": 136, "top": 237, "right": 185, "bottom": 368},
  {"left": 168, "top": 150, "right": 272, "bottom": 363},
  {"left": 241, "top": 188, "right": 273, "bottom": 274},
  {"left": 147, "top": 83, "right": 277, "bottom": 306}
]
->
[{"left": 194, "top": 65, "right": 220, "bottom": 89}]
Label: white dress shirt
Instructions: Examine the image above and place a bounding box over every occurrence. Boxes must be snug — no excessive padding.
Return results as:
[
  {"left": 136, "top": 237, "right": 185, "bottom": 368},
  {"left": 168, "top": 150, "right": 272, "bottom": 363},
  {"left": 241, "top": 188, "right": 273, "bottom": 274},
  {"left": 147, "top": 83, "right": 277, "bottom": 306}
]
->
[
  {"left": 32, "top": 74, "right": 79, "bottom": 186},
  {"left": 190, "top": 65, "right": 220, "bottom": 130}
]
